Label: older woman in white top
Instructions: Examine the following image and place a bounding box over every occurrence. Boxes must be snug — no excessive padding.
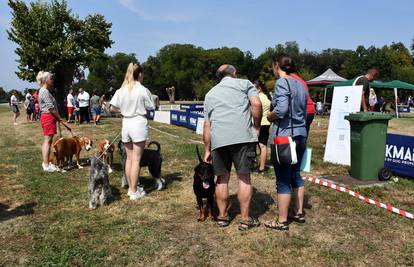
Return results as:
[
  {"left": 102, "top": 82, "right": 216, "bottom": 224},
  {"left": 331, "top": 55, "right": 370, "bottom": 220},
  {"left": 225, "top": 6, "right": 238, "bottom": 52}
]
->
[{"left": 110, "top": 63, "right": 155, "bottom": 200}]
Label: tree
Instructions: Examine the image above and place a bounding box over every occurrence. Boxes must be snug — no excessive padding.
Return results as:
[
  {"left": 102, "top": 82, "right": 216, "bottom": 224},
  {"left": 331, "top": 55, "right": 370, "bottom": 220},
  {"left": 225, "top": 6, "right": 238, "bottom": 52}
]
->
[
  {"left": 143, "top": 44, "right": 205, "bottom": 100},
  {"left": 7, "top": 0, "right": 112, "bottom": 112},
  {"left": 142, "top": 44, "right": 261, "bottom": 100},
  {"left": 81, "top": 52, "right": 139, "bottom": 95},
  {"left": 193, "top": 79, "right": 215, "bottom": 100},
  {"left": 0, "top": 87, "right": 7, "bottom": 103}
]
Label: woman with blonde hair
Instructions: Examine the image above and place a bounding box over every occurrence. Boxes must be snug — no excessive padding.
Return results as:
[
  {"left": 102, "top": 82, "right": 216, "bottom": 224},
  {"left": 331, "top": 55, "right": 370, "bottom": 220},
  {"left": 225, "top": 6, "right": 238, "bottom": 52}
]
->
[
  {"left": 37, "top": 71, "right": 70, "bottom": 172},
  {"left": 110, "top": 63, "right": 155, "bottom": 200}
]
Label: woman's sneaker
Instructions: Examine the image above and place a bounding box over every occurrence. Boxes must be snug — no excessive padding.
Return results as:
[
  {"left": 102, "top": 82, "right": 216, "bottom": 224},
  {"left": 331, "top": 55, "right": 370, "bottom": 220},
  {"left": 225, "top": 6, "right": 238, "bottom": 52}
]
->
[
  {"left": 129, "top": 187, "right": 146, "bottom": 200},
  {"left": 42, "top": 163, "right": 59, "bottom": 172}
]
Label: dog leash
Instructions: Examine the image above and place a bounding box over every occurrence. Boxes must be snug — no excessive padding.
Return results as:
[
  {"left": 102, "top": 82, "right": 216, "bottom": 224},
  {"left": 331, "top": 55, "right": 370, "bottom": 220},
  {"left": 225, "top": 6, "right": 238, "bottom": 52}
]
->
[
  {"left": 60, "top": 120, "right": 74, "bottom": 137},
  {"left": 148, "top": 125, "right": 203, "bottom": 144}
]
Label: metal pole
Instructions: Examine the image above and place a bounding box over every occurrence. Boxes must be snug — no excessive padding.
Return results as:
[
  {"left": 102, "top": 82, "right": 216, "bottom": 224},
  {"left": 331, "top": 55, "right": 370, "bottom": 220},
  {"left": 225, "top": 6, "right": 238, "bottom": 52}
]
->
[
  {"left": 394, "top": 88, "right": 399, "bottom": 118},
  {"left": 323, "top": 87, "right": 327, "bottom": 106}
]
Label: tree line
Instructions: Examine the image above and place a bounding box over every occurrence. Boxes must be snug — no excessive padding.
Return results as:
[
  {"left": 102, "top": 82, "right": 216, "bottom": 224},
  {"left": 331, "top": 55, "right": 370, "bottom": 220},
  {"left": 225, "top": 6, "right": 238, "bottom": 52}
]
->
[
  {"left": 6, "top": 0, "right": 414, "bottom": 107},
  {"left": 82, "top": 41, "right": 414, "bottom": 101}
]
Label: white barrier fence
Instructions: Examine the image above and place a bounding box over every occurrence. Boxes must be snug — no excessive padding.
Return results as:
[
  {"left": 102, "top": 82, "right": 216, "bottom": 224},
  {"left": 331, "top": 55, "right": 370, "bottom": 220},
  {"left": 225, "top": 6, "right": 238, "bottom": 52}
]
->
[
  {"left": 152, "top": 110, "right": 204, "bottom": 135},
  {"left": 153, "top": 111, "right": 171, "bottom": 124}
]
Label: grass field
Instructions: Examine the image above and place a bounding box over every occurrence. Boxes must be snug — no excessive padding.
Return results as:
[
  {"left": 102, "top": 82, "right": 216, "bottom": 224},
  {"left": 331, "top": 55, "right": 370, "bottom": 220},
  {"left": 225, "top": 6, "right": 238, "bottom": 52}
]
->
[{"left": 1, "top": 105, "right": 413, "bottom": 266}]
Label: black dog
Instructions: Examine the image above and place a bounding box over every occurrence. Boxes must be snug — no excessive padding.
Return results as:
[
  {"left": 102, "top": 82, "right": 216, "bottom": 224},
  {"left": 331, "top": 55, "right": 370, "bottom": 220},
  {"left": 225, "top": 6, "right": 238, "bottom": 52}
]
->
[
  {"left": 193, "top": 146, "right": 215, "bottom": 221},
  {"left": 118, "top": 140, "right": 165, "bottom": 190}
]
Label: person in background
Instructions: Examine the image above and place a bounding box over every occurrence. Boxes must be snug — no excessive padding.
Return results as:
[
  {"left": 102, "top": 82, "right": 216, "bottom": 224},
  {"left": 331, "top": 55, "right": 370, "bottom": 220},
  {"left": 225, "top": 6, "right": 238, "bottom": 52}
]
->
[
  {"left": 10, "top": 90, "right": 20, "bottom": 125},
  {"left": 254, "top": 80, "right": 272, "bottom": 173},
  {"left": 265, "top": 56, "right": 308, "bottom": 232},
  {"left": 33, "top": 89, "right": 39, "bottom": 104},
  {"left": 290, "top": 72, "right": 315, "bottom": 135},
  {"left": 110, "top": 63, "right": 155, "bottom": 200},
  {"left": 34, "top": 101, "right": 40, "bottom": 121},
  {"left": 73, "top": 90, "right": 80, "bottom": 124},
  {"left": 37, "top": 71, "right": 70, "bottom": 172},
  {"left": 408, "top": 95, "right": 413, "bottom": 108},
  {"left": 203, "top": 64, "right": 262, "bottom": 230},
  {"left": 152, "top": 94, "right": 160, "bottom": 110},
  {"left": 25, "top": 90, "right": 32, "bottom": 103},
  {"left": 90, "top": 90, "right": 102, "bottom": 125},
  {"left": 99, "top": 94, "right": 107, "bottom": 116},
  {"left": 77, "top": 88, "right": 90, "bottom": 124},
  {"left": 24, "top": 90, "right": 33, "bottom": 122},
  {"left": 29, "top": 91, "right": 35, "bottom": 121},
  {"left": 354, "top": 68, "right": 380, "bottom": 112},
  {"left": 376, "top": 95, "right": 385, "bottom": 112},
  {"left": 66, "top": 89, "right": 75, "bottom": 123},
  {"left": 368, "top": 88, "right": 377, "bottom": 111}
]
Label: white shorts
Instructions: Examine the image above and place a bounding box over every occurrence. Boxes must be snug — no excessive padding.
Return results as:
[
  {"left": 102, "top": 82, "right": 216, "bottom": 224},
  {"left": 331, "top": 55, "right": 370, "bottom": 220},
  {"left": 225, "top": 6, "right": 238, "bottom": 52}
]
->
[{"left": 122, "top": 116, "right": 148, "bottom": 143}]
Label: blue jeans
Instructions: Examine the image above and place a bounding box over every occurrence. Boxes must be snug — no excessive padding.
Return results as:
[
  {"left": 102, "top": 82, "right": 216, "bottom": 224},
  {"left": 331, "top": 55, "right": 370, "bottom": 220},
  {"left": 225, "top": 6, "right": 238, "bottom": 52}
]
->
[{"left": 271, "top": 136, "right": 307, "bottom": 194}]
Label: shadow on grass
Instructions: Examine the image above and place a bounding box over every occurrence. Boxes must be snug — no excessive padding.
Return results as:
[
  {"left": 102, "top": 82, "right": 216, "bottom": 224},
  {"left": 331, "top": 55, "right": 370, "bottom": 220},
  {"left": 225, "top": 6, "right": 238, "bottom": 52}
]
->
[
  {"left": 111, "top": 163, "right": 123, "bottom": 172},
  {"left": 110, "top": 185, "right": 121, "bottom": 201},
  {"left": 227, "top": 187, "right": 275, "bottom": 221},
  {"left": 140, "top": 172, "right": 184, "bottom": 195},
  {"left": 0, "top": 201, "right": 36, "bottom": 222}
]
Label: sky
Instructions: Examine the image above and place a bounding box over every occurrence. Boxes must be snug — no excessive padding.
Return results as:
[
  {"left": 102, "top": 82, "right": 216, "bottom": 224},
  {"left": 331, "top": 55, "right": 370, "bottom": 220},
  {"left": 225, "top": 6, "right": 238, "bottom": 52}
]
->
[{"left": 0, "top": 0, "right": 413, "bottom": 91}]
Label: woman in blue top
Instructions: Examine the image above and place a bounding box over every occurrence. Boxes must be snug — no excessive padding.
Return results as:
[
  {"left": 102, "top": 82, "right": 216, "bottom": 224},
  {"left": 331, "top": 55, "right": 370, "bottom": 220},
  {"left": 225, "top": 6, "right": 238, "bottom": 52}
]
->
[{"left": 265, "top": 56, "right": 308, "bottom": 231}]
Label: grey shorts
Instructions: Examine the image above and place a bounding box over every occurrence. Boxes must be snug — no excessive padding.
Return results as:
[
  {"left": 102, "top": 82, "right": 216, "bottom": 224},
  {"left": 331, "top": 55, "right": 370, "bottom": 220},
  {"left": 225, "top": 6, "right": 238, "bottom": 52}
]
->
[
  {"left": 211, "top": 142, "right": 257, "bottom": 176},
  {"left": 11, "top": 105, "right": 19, "bottom": 114}
]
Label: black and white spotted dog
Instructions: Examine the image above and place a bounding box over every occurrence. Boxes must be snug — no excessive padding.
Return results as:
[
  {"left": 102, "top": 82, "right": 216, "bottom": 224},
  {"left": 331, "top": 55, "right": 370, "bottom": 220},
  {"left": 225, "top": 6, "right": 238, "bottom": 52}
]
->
[
  {"left": 88, "top": 156, "right": 113, "bottom": 209},
  {"left": 118, "top": 140, "right": 165, "bottom": 190}
]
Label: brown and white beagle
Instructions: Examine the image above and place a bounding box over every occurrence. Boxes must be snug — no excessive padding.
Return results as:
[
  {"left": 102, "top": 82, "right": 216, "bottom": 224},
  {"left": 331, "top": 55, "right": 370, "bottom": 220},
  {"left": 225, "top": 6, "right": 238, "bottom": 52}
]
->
[
  {"left": 97, "top": 139, "right": 115, "bottom": 173},
  {"left": 52, "top": 136, "right": 93, "bottom": 169}
]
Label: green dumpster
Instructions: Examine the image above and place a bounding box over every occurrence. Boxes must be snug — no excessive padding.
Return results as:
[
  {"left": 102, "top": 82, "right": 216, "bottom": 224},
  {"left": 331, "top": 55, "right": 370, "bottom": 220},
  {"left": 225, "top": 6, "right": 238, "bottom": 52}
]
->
[{"left": 345, "top": 112, "right": 393, "bottom": 181}]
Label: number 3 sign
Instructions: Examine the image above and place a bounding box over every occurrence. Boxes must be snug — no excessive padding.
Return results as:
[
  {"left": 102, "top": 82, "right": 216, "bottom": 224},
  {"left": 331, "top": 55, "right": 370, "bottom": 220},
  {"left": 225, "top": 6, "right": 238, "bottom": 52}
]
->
[{"left": 324, "top": 85, "right": 363, "bottom": 165}]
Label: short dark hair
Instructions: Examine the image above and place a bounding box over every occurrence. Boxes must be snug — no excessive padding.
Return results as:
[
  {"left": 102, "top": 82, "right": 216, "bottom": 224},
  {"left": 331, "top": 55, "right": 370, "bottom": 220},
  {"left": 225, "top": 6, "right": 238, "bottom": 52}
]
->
[
  {"left": 254, "top": 80, "right": 272, "bottom": 101},
  {"left": 272, "top": 55, "right": 296, "bottom": 74},
  {"left": 367, "top": 68, "right": 380, "bottom": 79},
  {"left": 216, "top": 65, "right": 236, "bottom": 81}
]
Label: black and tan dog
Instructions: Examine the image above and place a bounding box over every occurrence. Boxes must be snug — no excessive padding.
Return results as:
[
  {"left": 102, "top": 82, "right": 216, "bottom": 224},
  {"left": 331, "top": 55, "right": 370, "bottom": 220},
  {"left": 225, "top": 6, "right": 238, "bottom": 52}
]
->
[
  {"left": 193, "top": 146, "right": 215, "bottom": 221},
  {"left": 118, "top": 140, "right": 165, "bottom": 190}
]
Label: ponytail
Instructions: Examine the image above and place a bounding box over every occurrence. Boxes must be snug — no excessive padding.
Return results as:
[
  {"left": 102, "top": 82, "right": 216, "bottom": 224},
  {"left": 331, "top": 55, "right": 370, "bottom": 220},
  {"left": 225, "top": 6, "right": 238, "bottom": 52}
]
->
[{"left": 122, "top": 63, "right": 143, "bottom": 92}]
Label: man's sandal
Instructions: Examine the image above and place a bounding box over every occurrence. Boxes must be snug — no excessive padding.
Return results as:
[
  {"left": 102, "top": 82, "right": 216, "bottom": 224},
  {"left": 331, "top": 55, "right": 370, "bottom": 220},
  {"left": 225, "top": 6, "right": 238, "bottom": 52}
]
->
[
  {"left": 238, "top": 217, "right": 260, "bottom": 231},
  {"left": 288, "top": 213, "right": 306, "bottom": 223},
  {"left": 217, "top": 215, "right": 230, "bottom": 227},
  {"left": 264, "top": 220, "right": 289, "bottom": 231}
]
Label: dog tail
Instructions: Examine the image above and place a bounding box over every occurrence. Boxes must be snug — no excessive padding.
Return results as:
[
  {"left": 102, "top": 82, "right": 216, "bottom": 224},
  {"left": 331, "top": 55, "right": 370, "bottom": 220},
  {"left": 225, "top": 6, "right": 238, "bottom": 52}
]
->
[
  {"left": 148, "top": 141, "right": 161, "bottom": 153},
  {"left": 196, "top": 145, "right": 203, "bottom": 163}
]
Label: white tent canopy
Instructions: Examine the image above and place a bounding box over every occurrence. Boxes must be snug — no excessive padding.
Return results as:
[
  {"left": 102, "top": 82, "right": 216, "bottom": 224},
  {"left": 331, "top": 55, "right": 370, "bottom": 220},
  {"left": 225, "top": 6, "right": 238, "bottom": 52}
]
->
[
  {"left": 307, "top": 68, "right": 347, "bottom": 84},
  {"left": 307, "top": 68, "right": 348, "bottom": 110}
]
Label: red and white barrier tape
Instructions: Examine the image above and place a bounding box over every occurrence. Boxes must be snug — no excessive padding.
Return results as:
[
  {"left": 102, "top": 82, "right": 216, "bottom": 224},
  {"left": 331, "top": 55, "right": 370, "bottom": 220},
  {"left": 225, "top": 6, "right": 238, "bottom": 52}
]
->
[{"left": 303, "top": 176, "right": 414, "bottom": 220}]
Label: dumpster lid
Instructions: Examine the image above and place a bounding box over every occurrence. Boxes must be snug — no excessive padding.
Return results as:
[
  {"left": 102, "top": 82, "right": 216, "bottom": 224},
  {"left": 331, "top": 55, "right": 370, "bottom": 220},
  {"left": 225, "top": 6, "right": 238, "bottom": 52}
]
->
[{"left": 345, "top": 112, "right": 393, "bottom": 122}]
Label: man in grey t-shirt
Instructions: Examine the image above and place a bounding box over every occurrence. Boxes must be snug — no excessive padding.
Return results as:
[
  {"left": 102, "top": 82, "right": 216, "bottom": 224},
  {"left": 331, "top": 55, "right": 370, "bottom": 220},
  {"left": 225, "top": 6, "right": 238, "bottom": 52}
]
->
[{"left": 203, "top": 64, "right": 262, "bottom": 230}]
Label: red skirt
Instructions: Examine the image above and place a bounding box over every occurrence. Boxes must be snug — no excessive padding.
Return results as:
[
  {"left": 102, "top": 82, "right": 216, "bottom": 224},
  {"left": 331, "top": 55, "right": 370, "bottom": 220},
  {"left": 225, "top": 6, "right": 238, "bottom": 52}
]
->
[
  {"left": 40, "top": 113, "right": 57, "bottom": 136},
  {"left": 67, "top": 106, "right": 75, "bottom": 114}
]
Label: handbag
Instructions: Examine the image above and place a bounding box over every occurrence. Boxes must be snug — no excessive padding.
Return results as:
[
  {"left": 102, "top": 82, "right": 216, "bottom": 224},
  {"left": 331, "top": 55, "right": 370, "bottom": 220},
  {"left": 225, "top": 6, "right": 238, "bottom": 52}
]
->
[{"left": 273, "top": 78, "right": 297, "bottom": 165}]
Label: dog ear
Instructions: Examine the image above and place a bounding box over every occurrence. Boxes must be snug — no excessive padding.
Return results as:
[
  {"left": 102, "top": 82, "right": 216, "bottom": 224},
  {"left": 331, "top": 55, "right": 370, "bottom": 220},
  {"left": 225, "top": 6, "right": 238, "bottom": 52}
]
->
[
  {"left": 196, "top": 146, "right": 203, "bottom": 163},
  {"left": 194, "top": 164, "right": 200, "bottom": 172}
]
